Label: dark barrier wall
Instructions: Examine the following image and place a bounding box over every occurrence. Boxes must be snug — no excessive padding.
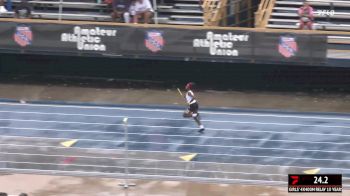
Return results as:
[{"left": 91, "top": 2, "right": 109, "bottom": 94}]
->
[{"left": 0, "top": 21, "right": 327, "bottom": 65}]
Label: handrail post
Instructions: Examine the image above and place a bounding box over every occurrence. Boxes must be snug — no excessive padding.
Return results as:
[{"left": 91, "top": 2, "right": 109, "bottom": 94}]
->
[
  {"left": 119, "top": 117, "right": 136, "bottom": 190},
  {"left": 58, "top": 0, "right": 63, "bottom": 21},
  {"left": 152, "top": 0, "right": 158, "bottom": 24}
]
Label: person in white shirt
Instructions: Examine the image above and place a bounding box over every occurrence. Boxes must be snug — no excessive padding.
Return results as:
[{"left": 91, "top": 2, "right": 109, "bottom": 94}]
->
[
  {"left": 129, "top": 0, "right": 153, "bottom": 24},
  {"left": 182, "top": 82, "right": 205, "bottom": 132},
  {"left": 0, "top": 0, "right": 7, "bottom": 15}
]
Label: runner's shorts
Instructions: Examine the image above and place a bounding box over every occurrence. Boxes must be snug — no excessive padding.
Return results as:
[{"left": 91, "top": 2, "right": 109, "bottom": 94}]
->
[{"left": 189, "top": 102, "right": 199, "bottom": 113}]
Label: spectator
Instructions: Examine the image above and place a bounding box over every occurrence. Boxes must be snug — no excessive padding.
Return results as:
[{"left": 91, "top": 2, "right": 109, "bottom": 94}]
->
[
  {"left": 19, "top": 193, "right": 28, "bottom": 196},
  {"left": 6, "top": 0, "right": 12, "bottom": 11},
  {"left": 129, "top": 0, "right": 153, "bottom": 24},
  {"left": 14, "top": 0, "right": 31, "bottom": 18},
  {"left": 199, "top": 0, "right": 203, "bottom": 7},
  {"left": 0, "top": 0, "right": 7, "bottom": 14},
  {"left": 111, "top": 0, "right": 131, "bottom": 23},
  {"left": 0, "top": 193, "right": 7, "bottom": 196},
  {"left": 298, "top": 1, "right": 314, "bottom": 30}
]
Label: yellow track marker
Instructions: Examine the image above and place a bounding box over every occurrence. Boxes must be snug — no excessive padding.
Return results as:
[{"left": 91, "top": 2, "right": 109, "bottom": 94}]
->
[
  {"left": 60, "top": 139, "right": 78, "bottom": 147},
  {"left": 303, "top": 168, "right": 320, "bottom": 174},
  {"left": 180, "top": 153, "right": 197, "bottom": 161}
]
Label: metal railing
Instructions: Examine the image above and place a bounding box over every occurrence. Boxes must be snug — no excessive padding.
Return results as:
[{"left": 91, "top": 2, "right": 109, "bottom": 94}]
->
[
  {"left": 1, "top": 119, "right": 350, "bottom": 187},
  {"left": 254, "top": 0, "right": 276, "bottom": 28},
  {"left": 203, "top": 0, "right": 259, "bottom": 27}
]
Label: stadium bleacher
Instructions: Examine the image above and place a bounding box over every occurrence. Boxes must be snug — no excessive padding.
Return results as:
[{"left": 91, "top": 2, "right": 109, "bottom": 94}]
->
[
  {"left": 0, "top": 0, "right": 204, "bottom": 25},
  {"left": 267, "top": 0, "right": 350, "bottom": 31},
  {"left": 1, "top": 0, "right": 348, "bottom": 31},
  {"left": 158, "top": 0, "right": 203, "bottom": 25}
]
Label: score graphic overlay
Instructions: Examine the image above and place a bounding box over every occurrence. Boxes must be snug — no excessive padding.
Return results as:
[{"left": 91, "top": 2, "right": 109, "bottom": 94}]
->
[{"left": 288, "top": 174, "right": 342, "bottom": 193}]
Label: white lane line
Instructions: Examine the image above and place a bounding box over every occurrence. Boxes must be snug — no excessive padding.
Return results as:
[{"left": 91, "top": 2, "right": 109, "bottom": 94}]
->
[
  {"left": 0, "top": 159, "right": 285, "bottom": 177},
  {"left": 0, "top": 143, "right": 298, "bottom": 168},
  {"left": 0, "top": 127, "right": 350, "bottom": 149},
  {"left": 2, "top": 143, "right": 350, "bottom": 173},
  {"left": 2, "top": 125, "right": 350, "bottom": 142},
  {"left": 0, "top": 101, "right": 349, "bottom": 121},
  {"left": 0, "top": 128, "right": 350, "bottom": 145},
  {"left": 0, "top": 135, "right": 349, "bottom": 162},
  {"left": 0, "top": 134, "right": 124, "bottom": 143},
  {"left": 0, "top": 117, "right": 349, "bottom": 129},
  {"left": 2, "top": 160, "right": 350, "bottom": 184},
  {"left": 0, "top": 167, "right": 288, "bottom": 186},
  {"left": 1, "top": 127, "right": 350, "bottom": 152},
  {"left": 2, "top": 141, "right": 350, "bottom": 159},
  {"left": 1, "top": 110, "right": 349, "bottom": 125}
]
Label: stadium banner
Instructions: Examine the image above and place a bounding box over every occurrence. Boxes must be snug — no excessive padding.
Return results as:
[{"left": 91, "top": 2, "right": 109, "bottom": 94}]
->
[
  {"left": 254, "top": 33, "right": 327, "bottom": 64},
  {"left": 0, "top": 21, "right": 327, "bottom": 64}
]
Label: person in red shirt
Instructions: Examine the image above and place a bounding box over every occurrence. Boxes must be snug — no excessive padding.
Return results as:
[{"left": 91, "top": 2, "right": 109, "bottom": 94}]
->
[{"left": 298, "top": 1, "right": 314, "bottom": 30}]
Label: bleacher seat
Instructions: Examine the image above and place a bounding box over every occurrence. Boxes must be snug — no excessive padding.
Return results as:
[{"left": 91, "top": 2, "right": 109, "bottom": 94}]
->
[
  {"left": 267, "top": 0, "right": 350, "bottom": 31},
  {"left": 157, "top": 0, "right": 204, "bottom": 25},
  {"left": 1, "top": 0, "right": 204, "bottom": 25}
]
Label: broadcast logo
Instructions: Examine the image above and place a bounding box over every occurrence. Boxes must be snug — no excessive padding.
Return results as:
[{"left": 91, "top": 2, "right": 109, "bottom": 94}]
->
[
  {"left": 291, "top": 175, "right": 299, "bottom": 185},
  {"left": 14, "top": 25, "right": 33, "bottom": 47},
  {"left": 288, "top": 174, "right": 342, "bottom": 193},
  {"left": 278, "top": 36, "right": 298, "bottom": 58},
  {"left": 145, "top": 31, "right": 164, "bottom": 53}
]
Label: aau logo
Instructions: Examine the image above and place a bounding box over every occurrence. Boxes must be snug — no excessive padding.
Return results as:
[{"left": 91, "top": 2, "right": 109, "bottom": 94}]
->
[
  {"left": 145, "top": 30, "right": 164, "bottom": 53},
  {"left": 14, "top": 25, "right": 33, "bottom": 47},
  {"left": 278, "top": 36, "right": 298, "bottom": 58}
]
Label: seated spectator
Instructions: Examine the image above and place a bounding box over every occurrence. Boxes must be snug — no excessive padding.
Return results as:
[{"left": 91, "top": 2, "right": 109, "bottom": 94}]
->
[
  {"left": 0, "top": 193, "right": 7, "bottom": 196},
  {"left": 298, "top": 1, "right": 314, "bottom": 30},
  {"left": 15, "top": 0, "right": 31, "bottom": 19},
  {"left": 111, "top": 0, "right": 131, "bottom": 23},
  {"left": 0, "top": 0, "right": 7, "bottom": 14},
  {"left": 6, "top": 0, "right": 12, "bottom": 11},
  {"left": 129, "top": 0, "right": 153, "bottom": 24}
]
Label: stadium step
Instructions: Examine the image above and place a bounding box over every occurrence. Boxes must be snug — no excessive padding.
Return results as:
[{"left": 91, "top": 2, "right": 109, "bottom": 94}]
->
[
  {"left": 275, "top": 0, "right": 350, "bottom": 7},
  {"left": 156, "top": 16, "right": 170, "bottom": 24},
  {"left": 174, "top": 0, "right": 201, "bottom": 3},
  {"left": 271, "top": 12, "right": 298, "bottom": 17},
  {"left": 269, "top": 18, "right": 298, "bottom": 23},
  {"left": 174, "top": 3, "right": 201, "bottom": 8},
  {"left": 170, "top": 15, "right": 203, "bottom": 19},
  {"left": 273, "top": 7, "right": 298, "bottom": 11},
  {"left": 157, "top": 5, "right": 174, "bottom": 10},
  {"left": 274, "top": 1, "right": 303, "bottom": 6},
  {"left": 14, "top": 0, "right": 108, "bottom": 8},
  {"left": 157, "top": 5, "right": 174, "bottom": 9},
  {"left": 158, "top": 8, "right": 202, "bottom": 14},
  {"left": 27, "top": 11, "right": 111, "bottom": 21},
  {"left": 271, "top": 12, "right": 350, "bottom": 19},
  {"left": 166, "top": 20, "right": 204, "bottom": 25},
  {"left": 317, "top": 23, "right": 350, "bottom": 31},
  {"left": 268, "top": 23, "right": 350, "bottom": 31},
  {"left": 266, "top": 24, "right": 298, "bottom": 29}
]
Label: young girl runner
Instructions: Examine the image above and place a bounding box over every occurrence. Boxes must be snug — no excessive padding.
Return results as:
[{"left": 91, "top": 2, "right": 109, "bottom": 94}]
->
[{"left": 182, "top": 82, "right": 205, "bottom": 132}]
